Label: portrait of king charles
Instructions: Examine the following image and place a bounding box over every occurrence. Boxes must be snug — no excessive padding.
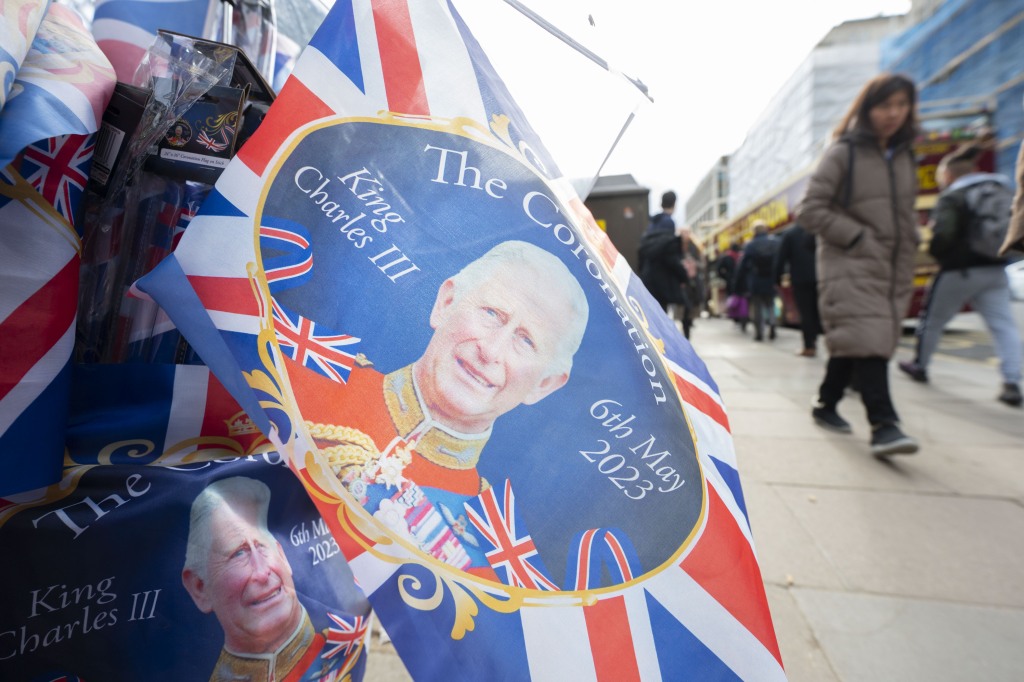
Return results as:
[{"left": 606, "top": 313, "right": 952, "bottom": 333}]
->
[
  {"left": 181, "top": 476, "right": 359, "bottom": 681},
  {"left": 284, "top": 240, "right": 589, "bottom": 579}
]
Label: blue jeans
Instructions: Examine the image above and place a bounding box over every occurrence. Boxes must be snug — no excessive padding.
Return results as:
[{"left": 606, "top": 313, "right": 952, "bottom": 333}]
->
[
  {"left": 915, "top": 267, "right": 1022, "bottom": 383},
  {"left": 750, "top": 293, "right": 775, "bottom": 339}
]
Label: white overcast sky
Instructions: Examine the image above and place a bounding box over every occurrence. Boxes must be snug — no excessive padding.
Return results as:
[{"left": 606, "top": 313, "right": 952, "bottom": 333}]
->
[{"left": 462, "top": 0, "right": 913, "bottom": 213}]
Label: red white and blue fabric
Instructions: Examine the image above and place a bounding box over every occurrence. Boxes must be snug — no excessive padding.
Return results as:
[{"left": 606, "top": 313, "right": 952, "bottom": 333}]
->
[
  {"left": 322, "top": 612, "right": 369, "bottom": 661},
  {"left": 91, "top": 0, "right": 213, "bottom": 82},
  {"left": 464, "top": 479, "right": 559, "bottom": 591},
  {"left": 196, "top": 129, "right": 228, "bottom": 152},
  {"left": 136, "top": 0, "right": 784, "bottom": 679},
  {"left": 64, "top": 362, "right": 270, "bottom": 464},
  {"left": 259, "top": 216, "right": 314, "bottom": 292},
  {"left": 0, "top": 4, "right": 113, "bottom": 169},
  {"left": 565, "top": 527, "right": 643, "bottom": 591},
  {"left": 172, "top": 182, "right": 209, "bottom": 250},
  {"left": 0, "top": 4, "right": 115, "bottom": 497},
  {"left": 15, "top": 133, "right": 95, "bottom": 231},
  {"left": 271, "top": 299, "right": 359, "bottom": 384},
  {"left": 0, "top": 0, "right": 48, "bottom": 110},
  {"left": 123, "top": 179, "right": 193, "bottom": 361},
  {"left": 124, "top": 181, "right": 212, "bottom": 363},
  {"left": 272, "top": 33, "right": 303, "bottom": 93}
]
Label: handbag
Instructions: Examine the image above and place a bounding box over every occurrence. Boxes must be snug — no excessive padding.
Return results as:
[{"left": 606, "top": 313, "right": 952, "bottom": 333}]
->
[{"left": 725, "top": 294, "right": 748, "bottom": 319}]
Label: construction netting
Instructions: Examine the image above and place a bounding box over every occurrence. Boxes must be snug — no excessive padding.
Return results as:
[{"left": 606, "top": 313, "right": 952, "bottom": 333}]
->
[{"left": 882, "top": 0, "right": 1024, "bottom": 180}]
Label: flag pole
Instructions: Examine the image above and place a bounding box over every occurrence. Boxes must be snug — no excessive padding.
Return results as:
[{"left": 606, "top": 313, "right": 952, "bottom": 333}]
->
[{"left": 501, "top": 0, "right": 653, "bottom": 103}]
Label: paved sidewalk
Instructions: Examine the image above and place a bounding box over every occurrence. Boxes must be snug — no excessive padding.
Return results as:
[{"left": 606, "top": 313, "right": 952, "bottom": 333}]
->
[
  {"left": 365, "top": 313, "right": 1024, "bottom": 681},
  {"left": 696, "top": 314, "right": 1024, "bottom": 682}
]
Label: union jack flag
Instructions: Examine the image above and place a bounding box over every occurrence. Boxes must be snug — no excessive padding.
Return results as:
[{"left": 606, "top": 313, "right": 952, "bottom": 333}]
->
[
  {"left": 196, "top": 129, "right": 228, "bottom": 152},
  {"left": 271, "top": 300, "right": 359, "bottom": 383},
  {"left": 171, "top": 182, "right": 210, "bottom": 251},
  {"left": 1, "top": 4, "right": 115, "bottom": 498},
  {"left": 464, "top": 480, "right": 558, "bottom": 591},
  {"left": 92, "top": 0, "right": 211, "bottom": 82},
  {"left": 322, "top": 612, "right": 369, "bottom": 660},
  {"left": 17, "top": 133, "right": 95, "bottom": 230},
  {"left": 136, "top": 0, "right": 785, "bottom": 678}
]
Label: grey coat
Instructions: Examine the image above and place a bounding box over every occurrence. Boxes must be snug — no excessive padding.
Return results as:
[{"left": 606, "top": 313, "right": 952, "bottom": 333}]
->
[{"left": 797, "top": 133, "right": 919, "bottom": 358}]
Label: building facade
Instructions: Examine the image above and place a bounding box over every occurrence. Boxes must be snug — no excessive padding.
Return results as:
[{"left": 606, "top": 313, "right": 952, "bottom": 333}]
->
[
  {"left": 584, "top": 174, "right": 650, "bottom": 272},
  {"left": 725, "top": 15, "right": 907, "bottom": 220},
  {"left": 683, "top": 156, "right": 729, "bottom": 245},
  {"left": 881, "top": 0, "right": 1024, "bottom": 182}
]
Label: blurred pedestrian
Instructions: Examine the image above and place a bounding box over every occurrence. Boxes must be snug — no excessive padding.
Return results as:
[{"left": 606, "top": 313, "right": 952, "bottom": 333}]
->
[
  {"left": 797, "top": 73, "right": 921, "bottom": 457},
  {"left": 716, "top": 241, "right": 747, "bottom": 330},
  {"left": 774, "top": 223, "right": 821, "bottom": 357},
  {"left": 899, "top": 137, "right": 1022, "bottom": 407},
  {"left": 638, "top": 196, "right": 690, "bottom": 321},
  {"left": 648, "top": 190, "right": 677, "bottom": 234},
  {"left": 733, "top": 221, "right": 779, "bottom": 341},
  {"left": 715, "top": 242, "right": 742, "bottom": 295},
  {"left": 676, "top": 225, "right": 703, "bottom": 339}
]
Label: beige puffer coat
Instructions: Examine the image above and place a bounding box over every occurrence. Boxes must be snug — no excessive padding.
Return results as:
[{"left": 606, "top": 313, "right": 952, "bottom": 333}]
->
[
  {"left": 1001, "top": 139, "right": 1024, "bottom": 256},
  {"left": 797, "top": 133, "right": 919, "bottom": 358}
]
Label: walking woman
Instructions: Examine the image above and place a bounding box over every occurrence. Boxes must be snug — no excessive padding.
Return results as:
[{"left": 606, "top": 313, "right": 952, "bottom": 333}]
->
[{"left": 797, "top": 73, "right": 921, "bottom": 457}]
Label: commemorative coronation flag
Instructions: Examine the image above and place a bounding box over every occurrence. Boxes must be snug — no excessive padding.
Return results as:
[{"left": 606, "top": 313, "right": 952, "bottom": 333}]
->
[
  {"left": 0, "top": 359, "right": 373, "bottom": 681},
  {"left": 0, "top": 3, "right": 115, "bottom": 496},
  {"left": 137, "top": 0, "right": 785, "bottom": 679}
]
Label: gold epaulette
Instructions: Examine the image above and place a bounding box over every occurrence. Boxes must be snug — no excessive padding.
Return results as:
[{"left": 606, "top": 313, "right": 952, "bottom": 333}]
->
[{"left": 304, "top": 421, "right": 379, "bottom": 478}]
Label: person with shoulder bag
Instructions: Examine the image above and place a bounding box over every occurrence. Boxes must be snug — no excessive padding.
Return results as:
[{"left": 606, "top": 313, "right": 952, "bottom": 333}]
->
[
  {"left": 734, "top": 221, "right": 779, "bottom": 341},
  {"left": 796, "top": 73, "right": 921, "bottom": 458},
  {"left": 774, "top": 223, "right": 822, "bottom": 357},
  {"left": 898, "top": 137, "right": 1022, "bottom": 407}
]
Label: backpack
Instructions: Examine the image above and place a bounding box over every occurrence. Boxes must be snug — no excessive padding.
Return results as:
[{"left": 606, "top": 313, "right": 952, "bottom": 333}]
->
[
  {"left": 715, "top": 253, "right": 736, "bottom": 280},
  {"left": 963, "top": 180, "right": 1013, "bottom": 259},
  {"left": 749, "top": 238, "right": 776, "bottom": 277}
]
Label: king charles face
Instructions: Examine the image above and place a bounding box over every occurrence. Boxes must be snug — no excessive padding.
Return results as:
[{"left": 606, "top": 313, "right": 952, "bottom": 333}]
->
[
  {"left": 415, "top": 263, "right": 573, "bottom": 434},
  {"left": 183, "top": 501, "right": 302, "bottom": 654}
]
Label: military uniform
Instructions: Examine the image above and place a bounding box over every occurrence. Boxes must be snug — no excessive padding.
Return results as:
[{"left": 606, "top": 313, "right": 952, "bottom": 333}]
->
[
  {"left": 284, "top": 357, "right": 498, "bottom": 579},
  {"left": 208, "top": 609, "right": 350, "bottom": 682}
]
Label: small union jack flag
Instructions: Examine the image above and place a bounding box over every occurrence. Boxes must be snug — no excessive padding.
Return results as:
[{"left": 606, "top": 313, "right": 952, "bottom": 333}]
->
[
  {"left": 464, "top": 480, "right": 558, "bottom": 591},
  {"left": 171, "top": 182, "right": 211, "bottom": 251},
  {"left": 564, "top": 527, "right": 643, "bottom": 590},
  {"left": 271, "top": 299, "right": 360, "bottom": 383},
  {"left": 196, "top": 129, "right": 228, "bottom": 152},
  {"left": 322, "top": 612, "right": 368, "bottom": 660},
  {"left": 17, "top": 133, "right": 95, "bottom": 230}
]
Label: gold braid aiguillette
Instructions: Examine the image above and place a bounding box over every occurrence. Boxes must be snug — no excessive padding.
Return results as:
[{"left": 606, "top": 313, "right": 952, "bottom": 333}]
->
[{"left": 304, "top": 420, "right": 380, "bottom": 477}]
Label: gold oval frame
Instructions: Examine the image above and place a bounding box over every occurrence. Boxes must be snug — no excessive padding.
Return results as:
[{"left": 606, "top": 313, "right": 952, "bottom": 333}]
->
[{"left": 244, "top": 113, "right": 711, "bottom": 636}]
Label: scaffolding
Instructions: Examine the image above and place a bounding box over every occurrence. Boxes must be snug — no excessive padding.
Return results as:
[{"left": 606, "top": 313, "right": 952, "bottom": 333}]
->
[{"left": 882, "top": 0, "right": 1024, "bottom": 179}]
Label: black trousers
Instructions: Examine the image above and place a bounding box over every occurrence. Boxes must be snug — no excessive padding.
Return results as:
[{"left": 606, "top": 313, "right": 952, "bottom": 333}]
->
[
  {"left": 818, "top": 356, "right": 899, "bottom": 426},
  {"left": 792, "top": 282, "right": 822, "bottom": 350}
]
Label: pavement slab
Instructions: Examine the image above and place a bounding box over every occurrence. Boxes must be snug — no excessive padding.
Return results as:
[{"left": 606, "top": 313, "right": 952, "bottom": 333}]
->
[
  {"left": 733, "top": 433, "right": 953, "bottom": 494},
  {"left": 764, "top": 585, "right": 840, "bottom": 682},
  {"left": 363, "top": 313, "right": 1024, "bottom": 680},
  {"left": 792, "top": 587, "right": 1024, "bottom": 682},
  {"left": 745, "top": 481, "right": 845, "bottom": 590},
  {"left": 774, "top": 485, "right": 1024, "bottom": 607}
]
